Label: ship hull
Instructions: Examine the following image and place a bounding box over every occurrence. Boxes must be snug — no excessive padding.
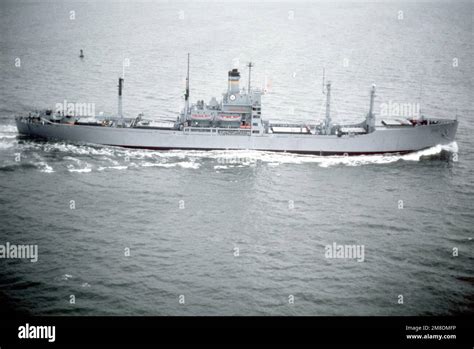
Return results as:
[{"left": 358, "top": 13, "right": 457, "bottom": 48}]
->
[{"left": 15, "top": 119, "right": 458, "bottom": 156}]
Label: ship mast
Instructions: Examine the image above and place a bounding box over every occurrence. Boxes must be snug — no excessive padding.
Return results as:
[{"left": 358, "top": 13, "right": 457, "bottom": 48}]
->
[
  {"left": 247, "top": 62, "right": 253, "bottom": 92},
  {"left": 184, "top": 53, "right": 190, "bottom": 118},
  {"left": 366, "top": 84, "right": 376, "bottom": 132},
  {"left": 324, "top": 81, "right": 332, "bottom": 135},
  {"left": 118, "top": 77, "right": 124, "bottom": 126}
]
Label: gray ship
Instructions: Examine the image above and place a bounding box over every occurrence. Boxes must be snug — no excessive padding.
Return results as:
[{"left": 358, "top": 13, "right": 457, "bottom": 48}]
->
[{"left": 15, "top": 55, "right": 458, "bottom": 155}]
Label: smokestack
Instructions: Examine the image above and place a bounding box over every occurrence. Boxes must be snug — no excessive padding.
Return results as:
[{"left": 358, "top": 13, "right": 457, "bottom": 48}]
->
[{"left": 228, "top": 68, "right": 240, "bottom": 95}]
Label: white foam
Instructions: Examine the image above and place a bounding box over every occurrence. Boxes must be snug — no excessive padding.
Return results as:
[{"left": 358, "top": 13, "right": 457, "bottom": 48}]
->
[
  {"left": 177, "top": 161, "right": 200, "bottom": 169},
  {"left": 63, "top": 156, "right": 81, "bottom": 163},
  {"left": 129, "top": 142, "right": 458, "bottom": 169},
  {"left": 67, "top": 164, "right": 92, "bottom": 173},
  {"left": 0, "top": 125, "right": 18, "bottom": 133},
  {"left": 97, "top": 165, "right": 127, "bottom": 171},
  {"left": 61, "top": 274, "right": 73, "bottom": 280},
  {"left": 140, "top": 161, "right": 199, "bottom": 169},
  {"left": 198, "top": 143, "right": 459, "bottom": 168},
  {"left": 40, "top": 142, "right": 116, "bottom": 157},
  {"left": 141, "top": 162, "right": 173, "bottom": 168},
  {"left": 111, "top": 160, "right": 121, "bottom": 166},
  {"left": 0, "top": 141, "right": 13, "bottom": 149},
  {"left": 37, "top": 162, "right": 54, "bottom": 173},
  {"left": 16, "top": 138, "right": 458, "bottom": 171},
  {"left": 68, "top": 168, "right": 92, "bottom": 173},
  {"left": 157, "top": 163, "right": 176, "bottom": 168}
]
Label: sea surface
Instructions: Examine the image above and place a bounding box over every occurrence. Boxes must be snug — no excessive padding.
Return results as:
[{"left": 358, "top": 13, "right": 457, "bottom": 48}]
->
[{"left": 0, "top": 1, "right": 473, "bottom": 316}]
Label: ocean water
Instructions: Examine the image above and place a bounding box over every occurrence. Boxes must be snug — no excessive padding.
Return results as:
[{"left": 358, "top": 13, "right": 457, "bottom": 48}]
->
[{"left": 0, "top": 1, "right": 473, "bottom": 316}]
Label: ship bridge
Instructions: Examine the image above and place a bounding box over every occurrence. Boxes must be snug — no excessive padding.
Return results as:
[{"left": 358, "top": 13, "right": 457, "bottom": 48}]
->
[{"left": 182, "top": 63, "right": 263, "bottom": 133}]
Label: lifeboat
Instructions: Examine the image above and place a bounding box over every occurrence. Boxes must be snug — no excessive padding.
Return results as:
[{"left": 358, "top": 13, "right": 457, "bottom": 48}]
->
[
  {"left": 190, "top": 113, "right": 213, "bottom": 121},
  {"left": 216, "top": 114, "right": 241, "bottom": 122}
]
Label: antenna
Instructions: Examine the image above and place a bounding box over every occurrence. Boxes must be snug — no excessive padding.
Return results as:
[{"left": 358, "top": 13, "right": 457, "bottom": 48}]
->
[
  {"left": 418, "top": 78, "right": 423, "bottom": 119},
  {"left": 247, "top": 62, "right": 253, "bottom": 92},
  {"left": 184, "top": 53, "right": 190, "bottom": 116}
]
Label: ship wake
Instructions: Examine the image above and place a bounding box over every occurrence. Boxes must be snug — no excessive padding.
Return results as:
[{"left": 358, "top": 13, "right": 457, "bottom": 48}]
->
[
  {"left": 185, "top": 142, "right": 459, "bottom": 168},
  {"left": 0, "top": 128, "right": 459, "bottom": 173}
]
